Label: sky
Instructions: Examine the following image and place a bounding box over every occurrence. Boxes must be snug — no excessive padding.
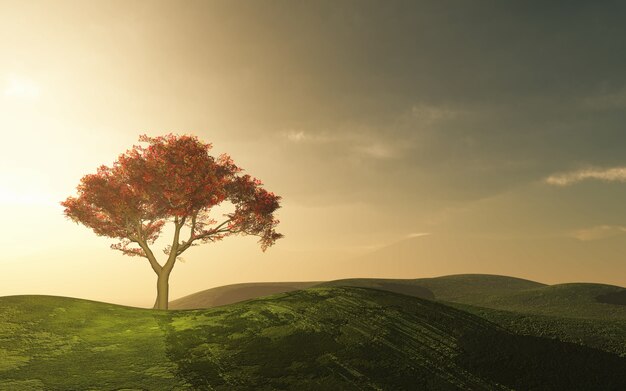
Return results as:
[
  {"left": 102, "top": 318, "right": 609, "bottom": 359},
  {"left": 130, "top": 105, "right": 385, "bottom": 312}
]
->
[{"left": 1, "top": 0, "right": 625, "bottom": 307}]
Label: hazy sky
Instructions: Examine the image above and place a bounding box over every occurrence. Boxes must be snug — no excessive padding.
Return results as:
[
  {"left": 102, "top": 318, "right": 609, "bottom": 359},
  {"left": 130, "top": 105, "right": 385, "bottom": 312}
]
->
[{"left": 1, "top": 1, "right": 625, "bottom": 306}]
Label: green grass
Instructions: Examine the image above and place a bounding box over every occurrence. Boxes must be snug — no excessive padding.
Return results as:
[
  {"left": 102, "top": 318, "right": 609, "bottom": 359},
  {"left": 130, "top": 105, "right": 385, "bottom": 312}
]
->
[
  {"left": 0, "top": 295, "right": 184, "bottom": 390},
  {"left": 323, "top": 275, "right": 626, "bottom": 357},
  {"left": 1, "top": 288, "right": 625, "bottom": 390},
  {"left": 449, "top": 302, "right": 626, "bottom": 357}
]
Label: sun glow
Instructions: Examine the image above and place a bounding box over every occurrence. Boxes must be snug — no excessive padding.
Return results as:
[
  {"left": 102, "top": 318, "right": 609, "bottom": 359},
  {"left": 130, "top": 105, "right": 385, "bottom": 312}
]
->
[{"left": 3, "top": 74, "right": 41, "bottom": 99}]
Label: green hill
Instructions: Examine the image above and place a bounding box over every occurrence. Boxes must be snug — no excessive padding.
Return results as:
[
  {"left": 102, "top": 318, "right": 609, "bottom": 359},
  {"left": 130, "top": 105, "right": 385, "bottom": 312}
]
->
[
  {"left": 169, "top": 281, "right": 321, "bottom": 309},
  {"left": 321, "top": 275, "right": 626, "bottom": 356},
  {"left": 452, "top": 282, "right": 626, "bottom": 320},
  {"left": 176, "top": 274, "right": 625, "bottom": 320},
  {"left": 320, "top": 274, "right": 626, "bottom": 321},
  {"left": 321, "top": 274, "right": 545, "bottom": 302},
  {"left": 169, "top": 274, "right": 544, "bottom": 310},
  {"left": 1, "top": 288, "right": 625, "bottom": 390},
  {"left": 167, "top": 274, "right": 626, "bottom": 357}
]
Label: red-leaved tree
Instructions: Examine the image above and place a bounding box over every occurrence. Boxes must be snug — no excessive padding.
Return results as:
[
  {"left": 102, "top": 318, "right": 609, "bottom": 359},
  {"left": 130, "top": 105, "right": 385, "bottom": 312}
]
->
[{"left": 61, "top": 134, "right": 283, "bottom": 309}]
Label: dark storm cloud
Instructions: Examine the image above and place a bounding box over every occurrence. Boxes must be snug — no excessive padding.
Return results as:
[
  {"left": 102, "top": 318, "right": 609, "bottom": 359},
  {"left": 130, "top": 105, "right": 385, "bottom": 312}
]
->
[
  {"left": 182, "top": 0, "right": 626, "bottom": 115},
  {"left": 135, "top": 1, "right": 626, "bottom": 204}
]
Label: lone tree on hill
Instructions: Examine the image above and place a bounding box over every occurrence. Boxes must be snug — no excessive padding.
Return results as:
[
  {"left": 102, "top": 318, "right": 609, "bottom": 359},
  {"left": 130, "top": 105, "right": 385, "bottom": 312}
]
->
[{"left": 61, "top": 134, "right": 283, "bottom": 310}]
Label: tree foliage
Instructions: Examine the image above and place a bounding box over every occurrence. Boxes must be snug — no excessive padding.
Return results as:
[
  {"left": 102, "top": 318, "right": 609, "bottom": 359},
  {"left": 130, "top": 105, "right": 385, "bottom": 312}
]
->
[{"left": 61, "top": 133, "right": 282, "bottom": 275}]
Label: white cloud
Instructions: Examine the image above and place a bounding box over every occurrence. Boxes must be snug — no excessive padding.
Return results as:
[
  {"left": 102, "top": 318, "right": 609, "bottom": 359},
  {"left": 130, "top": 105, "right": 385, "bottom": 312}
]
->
[
  {"left": 283, "top": 128, "right": 402, "bottom": 159},
  {"left": 286, "top": 130, "right": 306, "bottom": 142},
  {"left": 545, "top": 167, "right": 626, "bottom": 186},
  {"left": 356, "top": 143, "right": 395, "bottom": 159},
  {"left": 410, "top": 104, "right": 457, "bottom": 123},
  {"left": 406, "top": 232, "right": 431, "bottom": 239},
  {"left": 571, "top": 225, "right": 626, "bottom": 241}
]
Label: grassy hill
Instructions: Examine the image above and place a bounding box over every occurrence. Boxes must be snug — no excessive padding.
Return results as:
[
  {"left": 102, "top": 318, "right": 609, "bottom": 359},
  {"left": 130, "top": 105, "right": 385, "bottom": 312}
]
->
[
  {"left": 169, "top": 281, "right": 321, "bottom": 309},
  {"left": 168, "top": 274, "right": 626, "bottom": 357},
  {"left": 173, "top": 274, "right": 626, "bottom": 320},
  {"left": 169, "top": 274, "right": 544, "bottom": 310},
  {"left": 451, "top": 282, "right": 626, "bottom": 319},
  {"left": 318, "top": 274, "right": 626, "bottom": 321},
  {"left": 2, "top": 288, "right": 625, "bottom": 390},
  {"left": 323, "top": 275, "right": 626, "bottom": 356},
  {"left": 321, "top": 274, "right": 545, "bottom": 302}
]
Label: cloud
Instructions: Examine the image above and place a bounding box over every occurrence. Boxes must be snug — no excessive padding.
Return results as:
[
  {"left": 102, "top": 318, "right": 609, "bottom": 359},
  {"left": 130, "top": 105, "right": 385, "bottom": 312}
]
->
[
  {"left": 283, "top": 127, "right": 403, "bottom": 160},
  {"left": 410, "top": 104, "right": 458, "bottom": 124},
  {"left": 355, "top": 143, "right": 396, "bottom": 159},
  {"left": 283, "top": 129, "right": 337, "bottom": 144},
  {"left": 545, "top": 167, "right": 626, "bottom": 186},
  {"left": 286, "top": 130, "right": 306, "bottom": 142},
  {"left": 571, "top": 225, "right": 626, "bottom": 241},
  {"left": 406, "top": 232, "right": 431, "bottom": 239},
  {"left": 582, "top": 88, "right": 626, "bottom": 111}
]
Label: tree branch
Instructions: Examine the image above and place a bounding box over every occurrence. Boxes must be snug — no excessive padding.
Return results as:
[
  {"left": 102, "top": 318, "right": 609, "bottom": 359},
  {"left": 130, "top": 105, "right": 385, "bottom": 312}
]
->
[
  {"left": 163, "top": 215, "right": 185, "bottom": 274},
  {"left": 176, "top": 217, "right": 232, "bottom": 255},
  {"left": 135, "top": 238, "right": 162, "bottom": 275},
  {"left": 132, "top": 219, "right": 162, "bottom": 275}
]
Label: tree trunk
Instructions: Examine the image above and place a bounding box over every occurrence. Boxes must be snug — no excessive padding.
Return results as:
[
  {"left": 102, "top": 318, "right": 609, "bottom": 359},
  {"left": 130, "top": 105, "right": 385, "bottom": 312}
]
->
[{"left": 154, "top": 270, "right": 171, "bottom": 310}]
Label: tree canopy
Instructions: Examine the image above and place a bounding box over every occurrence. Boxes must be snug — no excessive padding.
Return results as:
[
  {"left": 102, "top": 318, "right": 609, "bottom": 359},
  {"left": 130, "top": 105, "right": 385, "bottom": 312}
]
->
[{"left": 61, "top": 134, "right": 283, "bottom": 309}]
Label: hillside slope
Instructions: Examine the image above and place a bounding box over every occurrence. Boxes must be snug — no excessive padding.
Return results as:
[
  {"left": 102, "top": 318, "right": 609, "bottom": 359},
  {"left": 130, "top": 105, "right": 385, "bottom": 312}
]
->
[
  {"left": 453, "top": 282, "right": 626, "bottom": 320},
  {"left": 169, "top": 274, "right": 544, "bottom": 309},
  {"left": 2, "top": 289, "right": 626, "bottom": 390},
  {"left": 322, "top": 274, "right": 626, "bottom": 320},
  {"left": 321, "top": 276, "right": 626, "bottom": 355},
  {"left": 321, "top": 274, "right": 545, "bottom": 302},
  {"left": 169, "top": 281, "right": 320, "bottom": 309}
]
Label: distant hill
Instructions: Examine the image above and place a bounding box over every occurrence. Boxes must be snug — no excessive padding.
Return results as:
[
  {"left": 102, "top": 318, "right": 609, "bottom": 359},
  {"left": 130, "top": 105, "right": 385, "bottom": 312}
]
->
[
  {"left": 323, "top": 275, "right": 626, "bottom": 322},
  {"left": 321, "top": 273, "right": 545, "bottom": 302},
  {"left": 2, "top": 289, "right": 625, "bottom": 390},
  {"left": 175, "top": 273, "right": 625, "bottom": 320},
  {"left": 454, "top": 282, "right": 626, "bottom": 320},
  {"left": 167, "top": 274, "right": 626, "bottom": 357},
  {"left": 344, "top": 233, "right": 626, "bottom": 288},
  {"left": 169, "top": 281, "right": 321, "bottom": 309},
  {"left": 170, "top": 274, "right": 544, "bottom": 309}
]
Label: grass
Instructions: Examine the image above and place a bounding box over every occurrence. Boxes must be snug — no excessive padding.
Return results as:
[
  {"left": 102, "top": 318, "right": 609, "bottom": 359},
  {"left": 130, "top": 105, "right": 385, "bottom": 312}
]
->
[
  {"left": 450, "top": 302, "right": 626, "bottom": 357},
  {"left": 1, "top": 287, "right": 626, "bottom": 390},
  {"left": 0, "top": 295, "right": 183, "bottom": 390},
  {"left": 323, "top": 275, "right": 626, "bottom": 357},
  {"left": 451, "top": 283, "right": 626, "bottom": 319}
]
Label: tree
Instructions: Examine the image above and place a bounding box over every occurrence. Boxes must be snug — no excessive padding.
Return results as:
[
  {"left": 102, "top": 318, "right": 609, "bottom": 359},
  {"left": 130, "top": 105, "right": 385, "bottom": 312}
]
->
[{"left": 61, "top": 134, "right": 283, "bottom": 310}]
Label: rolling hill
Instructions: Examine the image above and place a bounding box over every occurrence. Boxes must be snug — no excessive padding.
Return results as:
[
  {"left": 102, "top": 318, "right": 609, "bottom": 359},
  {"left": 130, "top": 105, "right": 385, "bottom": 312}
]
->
[
  {"left": 2, "top": 288, "right": 625, "bottom": 390},
  {"left": 169, "top": 281, "right": 321, "bottom": 309},
  {"left": 174, "top": 274, "right": 625, "bottom": 320},
  {"left": 169, "top": 274, "right": 626, "bottom": 356},
  {"left": 169, "top": 274, "right": 545, "bottom": 310},
  {"left": 341, "top": 234, "right": 626, "bottom": 288},
  {"left": 320, "top": 274, "right": 546, "bottom": 303}
]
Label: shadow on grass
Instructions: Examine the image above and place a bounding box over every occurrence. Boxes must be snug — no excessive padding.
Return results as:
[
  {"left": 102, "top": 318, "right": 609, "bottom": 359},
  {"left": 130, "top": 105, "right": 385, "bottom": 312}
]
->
[
  {"left": 597, "top": 289, "right": 626, "bottom": 306},
  {"left": 457, "top": 326, "right": 626, "bottom": 390},
  {"left": 158, "top": 288, "right": 626, "bottom": 390}
]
